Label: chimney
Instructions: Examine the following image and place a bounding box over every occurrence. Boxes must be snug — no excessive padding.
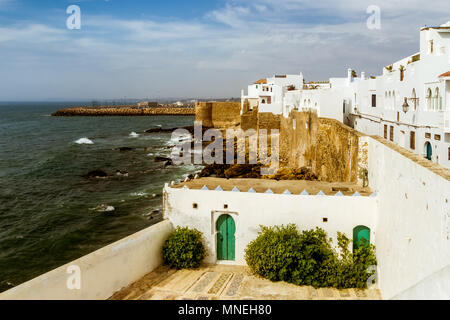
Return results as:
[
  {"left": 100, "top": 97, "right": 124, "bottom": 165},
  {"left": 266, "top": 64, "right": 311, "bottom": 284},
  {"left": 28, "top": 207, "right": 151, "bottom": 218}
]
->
[{"left": 347, "top": 68, "right": 353, "bottom": 86}]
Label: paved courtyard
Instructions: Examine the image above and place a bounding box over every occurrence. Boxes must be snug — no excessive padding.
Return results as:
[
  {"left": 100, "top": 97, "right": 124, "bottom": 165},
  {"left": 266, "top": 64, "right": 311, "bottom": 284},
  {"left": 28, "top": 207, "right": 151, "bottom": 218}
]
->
[{"left": 109, "top": 264, "right": 381, "bottom": 300}]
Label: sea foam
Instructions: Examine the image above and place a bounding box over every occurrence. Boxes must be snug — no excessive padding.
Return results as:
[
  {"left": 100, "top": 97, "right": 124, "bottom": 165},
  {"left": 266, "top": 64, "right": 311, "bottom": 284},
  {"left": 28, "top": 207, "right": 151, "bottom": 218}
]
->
[
  {"left": 129, "top": 132, "right": 140, "bottom": 138},
  {"left": 75, "top": 137, "right": 94, "bottom": 145}
]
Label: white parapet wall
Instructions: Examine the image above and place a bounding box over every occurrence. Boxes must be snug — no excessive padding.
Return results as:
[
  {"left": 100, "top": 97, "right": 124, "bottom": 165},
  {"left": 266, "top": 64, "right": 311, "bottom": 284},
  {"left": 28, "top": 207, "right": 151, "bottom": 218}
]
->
[
  {"left": 163, "top": 185, "right": 378, "bottom": 265},
  {"left": 367, "top": 136, "right": 450, "bottom": 300},
  {"left": 0, "top": 220, "right": 173, "bottom": 300}
]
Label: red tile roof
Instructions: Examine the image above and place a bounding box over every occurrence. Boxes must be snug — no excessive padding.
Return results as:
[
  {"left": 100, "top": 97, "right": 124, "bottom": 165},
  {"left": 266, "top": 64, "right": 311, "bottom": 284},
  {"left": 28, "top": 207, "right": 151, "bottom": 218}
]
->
[
  {"left": 439, "top": 71, "right": 450, "bottom": 77},
  {"left": 253, "top": 78, "right": 267, "bottom": 84}
]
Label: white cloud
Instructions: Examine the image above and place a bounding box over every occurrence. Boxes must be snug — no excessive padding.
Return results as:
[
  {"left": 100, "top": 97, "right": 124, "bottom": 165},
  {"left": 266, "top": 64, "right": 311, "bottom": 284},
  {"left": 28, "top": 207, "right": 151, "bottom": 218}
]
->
[{"left": 0, "top": 0, "right": 449, "bottom": 100}]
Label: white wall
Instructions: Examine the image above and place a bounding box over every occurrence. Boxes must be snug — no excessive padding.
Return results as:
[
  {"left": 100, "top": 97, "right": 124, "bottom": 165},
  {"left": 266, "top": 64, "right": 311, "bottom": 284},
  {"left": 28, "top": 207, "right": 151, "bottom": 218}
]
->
[
  {"left": 163, "top": 186, "right": 378, "bottom": 265},
  {"left": 368, "top": 137, "right": 450, "bottom": 299},
  {"left": 0, "top": 220, "right": 173, "bottom": 300},
  {"left": 391, "top": 265, "right": 450, "bottom": 300}
]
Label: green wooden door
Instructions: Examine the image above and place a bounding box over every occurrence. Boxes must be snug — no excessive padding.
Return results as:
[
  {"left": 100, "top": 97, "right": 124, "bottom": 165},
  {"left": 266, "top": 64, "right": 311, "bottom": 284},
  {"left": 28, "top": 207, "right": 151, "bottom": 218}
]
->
[
  {"left": 216, "top": 215, "right": 235, "bottom": 260},
  {"left": 353, "top": 225, "right": 370, "bottom": 249},
  {"left": 426, "top": 142, "right": 432, "bottom": 160}
]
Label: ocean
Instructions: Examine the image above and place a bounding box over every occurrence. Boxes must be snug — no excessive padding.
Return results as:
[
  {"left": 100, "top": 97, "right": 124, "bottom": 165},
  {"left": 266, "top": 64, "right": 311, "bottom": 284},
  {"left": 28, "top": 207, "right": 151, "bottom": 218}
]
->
[{"left": 0, "top": 102, "right": 200, "bottom": 292}]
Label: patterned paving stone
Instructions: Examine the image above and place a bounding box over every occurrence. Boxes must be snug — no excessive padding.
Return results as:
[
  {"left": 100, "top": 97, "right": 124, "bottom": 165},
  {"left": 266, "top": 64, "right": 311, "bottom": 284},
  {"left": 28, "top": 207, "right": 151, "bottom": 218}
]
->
[
  {"left": 339, "top": 289, "right": 351, "bottom": 298},
  {"left": 225, "top": 274, "right": 245, "bottom": 296},
  {"left": 207, "top": 272, "right": 232, "bottom": 295},
  {"left": 319, "top": 288, "right": 335, "bottom": 298},
  {"left": 110, "top": 265, "right": 381, "bottom": 300},
  {"left": 190, "top": 272, "right": 219, "bottom": 293},
  {"left": 355, "top": 289, "right": 367, "bottom": 298}
]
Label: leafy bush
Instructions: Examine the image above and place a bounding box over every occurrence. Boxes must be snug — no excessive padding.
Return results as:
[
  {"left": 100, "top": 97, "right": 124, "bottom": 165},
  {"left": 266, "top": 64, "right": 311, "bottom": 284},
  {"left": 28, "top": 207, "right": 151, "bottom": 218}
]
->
[
  {"left": 245, "top": 225, "right": 377, "bottom": 289},
  {"left": 162, "top": 227, "right": 206, "bottom": 269}
]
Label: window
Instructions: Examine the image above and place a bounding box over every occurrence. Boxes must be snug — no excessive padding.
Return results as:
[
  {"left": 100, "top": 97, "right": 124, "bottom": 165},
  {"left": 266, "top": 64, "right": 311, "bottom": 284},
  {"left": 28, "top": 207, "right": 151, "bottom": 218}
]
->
[
  {"left": 372, "top": 94, "right": 376, "bottom": 107},
  {"left": 435, "top": 88, "right": 441, "bottom": 110},
  {"left": 427, "top": 88, "right": 432, "bottom": 110},
  {"left": 434, "top": 134, "right": 441, "bottom": 141},
  {"left": 384, "top": 125, "right": 387, "bottom": 139},
  {"left": 410, "top": 131, "right": 415, "bottom": 150},
  {"left": 448, "top": 147, "right": 450, "bottom": 161},
  {"left": 323, "top": 218, "right": 328, "bottom": 223},
  {"left": 393, "top": 91, "right": 396, "bottom": 109},
  {"left": 390, "top": 126, "right": 394, "bottom": 141},
  {"left": 397, "top": 112, "right": 399, "bottom": 122},
  {"left": 429, "top": 40, "right": 434, "bottom": 54},
  {"left": 224, "top": 204, "right": 228, "bottom": 209},
  {"left": 193, "top": 203, "right": 198, "bottom": 209}
]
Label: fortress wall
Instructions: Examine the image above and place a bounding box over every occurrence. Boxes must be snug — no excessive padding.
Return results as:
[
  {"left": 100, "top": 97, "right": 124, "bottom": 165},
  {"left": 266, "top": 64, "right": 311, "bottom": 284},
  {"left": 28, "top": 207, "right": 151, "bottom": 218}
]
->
[
  {"left": 211, "top": 102, "right": 241, "bottom": 128},
  {"left": 240, "top": 109, "right": 258, "bottom": 131},
  {"left": 195, "top": 102, "right": 213, "bottom": 127},
  {"left": 0, "top": 220, "right": 173, "bottom": 300},
  {"left": 257, "top": 112, "right": 281, "bottom": 131},
  {"left": 368, "top": 136, "right": 450, "bottom": 299},
  {"left": 195, "top": 102, "right": 241, "bottom": 128},
  {"left": 279, "top": 111, "right": 362, "bottom": 182}
]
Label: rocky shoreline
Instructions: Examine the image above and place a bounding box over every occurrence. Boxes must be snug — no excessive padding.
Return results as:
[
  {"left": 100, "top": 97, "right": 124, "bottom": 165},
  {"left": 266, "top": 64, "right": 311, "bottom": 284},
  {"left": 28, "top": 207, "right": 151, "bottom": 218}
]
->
[{"left": 52, "top": 106, "right": 195, "bottom": 116}]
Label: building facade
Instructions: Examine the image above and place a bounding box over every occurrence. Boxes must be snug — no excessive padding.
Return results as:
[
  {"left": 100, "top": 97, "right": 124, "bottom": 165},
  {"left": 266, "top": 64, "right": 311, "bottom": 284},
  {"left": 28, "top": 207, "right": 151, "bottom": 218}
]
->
[{"left": 241, "top": 21, "right": 450, "bottom": 169}]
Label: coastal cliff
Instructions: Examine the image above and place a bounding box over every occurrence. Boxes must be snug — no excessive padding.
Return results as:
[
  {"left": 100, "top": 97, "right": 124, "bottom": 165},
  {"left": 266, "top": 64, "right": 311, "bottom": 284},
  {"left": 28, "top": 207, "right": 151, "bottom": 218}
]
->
[{"left": 52, "top": 106, "right": 195, "bottom": 116}]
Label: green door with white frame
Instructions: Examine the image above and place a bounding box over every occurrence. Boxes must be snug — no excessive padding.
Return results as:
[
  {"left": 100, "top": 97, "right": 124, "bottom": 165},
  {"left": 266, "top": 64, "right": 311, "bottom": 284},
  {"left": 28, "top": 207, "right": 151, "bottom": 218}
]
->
[{"left": 216, "top": 214, "right": 235, "bottom": 260}]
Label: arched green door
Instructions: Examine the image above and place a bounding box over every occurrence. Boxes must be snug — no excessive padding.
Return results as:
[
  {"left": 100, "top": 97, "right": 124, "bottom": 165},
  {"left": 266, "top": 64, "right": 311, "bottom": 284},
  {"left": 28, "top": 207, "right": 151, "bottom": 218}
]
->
[
  {"left": 426, "top": 142, "right": 432, "bottom": 160},
  {"left": 353, "top": 225, "right": 370, "bottom": 250},
  {"left": 216, "top": 214, "right": 235, "bottom": 261}
]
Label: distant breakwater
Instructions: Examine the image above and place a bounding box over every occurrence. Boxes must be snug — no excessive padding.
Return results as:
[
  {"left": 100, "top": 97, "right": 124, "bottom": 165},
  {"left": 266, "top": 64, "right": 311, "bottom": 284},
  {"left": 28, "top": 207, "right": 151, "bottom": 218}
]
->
[{"left": 52, "top": 106, "right": 195, "bottom": 116}]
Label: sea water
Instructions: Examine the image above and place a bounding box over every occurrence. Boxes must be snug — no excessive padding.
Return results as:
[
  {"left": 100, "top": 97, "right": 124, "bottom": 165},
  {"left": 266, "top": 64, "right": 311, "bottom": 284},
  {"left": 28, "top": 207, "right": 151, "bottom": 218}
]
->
[{"left": 0, "top": 102, "right": 200, "bottom": 292}]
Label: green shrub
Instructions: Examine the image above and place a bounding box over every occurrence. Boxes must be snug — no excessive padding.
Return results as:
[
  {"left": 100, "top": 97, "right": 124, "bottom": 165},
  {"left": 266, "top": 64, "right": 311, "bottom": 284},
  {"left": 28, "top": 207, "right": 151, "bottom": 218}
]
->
[
  {"left": 162, "top": 227, "right": 206, "bottom": 269},
  {"left": 245, "top": 225, "right": 377, "bottom": 289}
]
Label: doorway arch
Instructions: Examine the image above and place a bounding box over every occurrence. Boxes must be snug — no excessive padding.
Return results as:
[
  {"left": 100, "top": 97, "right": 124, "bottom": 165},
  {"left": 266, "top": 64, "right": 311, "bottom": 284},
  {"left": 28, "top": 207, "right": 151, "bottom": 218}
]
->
[
  {"left": 353, "top": 225, "right": 370, "bottom": 250},
  {"left": 216, "top": 214, "right": 235, "bottom": 261},
  {"left": 424, "top": 142, "right": 432, "bottom": 160}
]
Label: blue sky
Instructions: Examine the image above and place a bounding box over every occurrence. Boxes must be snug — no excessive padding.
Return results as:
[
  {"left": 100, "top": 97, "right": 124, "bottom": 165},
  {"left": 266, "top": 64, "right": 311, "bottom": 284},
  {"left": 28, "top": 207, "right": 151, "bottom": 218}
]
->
[{"left": 0, "top": 0, "right": 449, "bottom": 101}]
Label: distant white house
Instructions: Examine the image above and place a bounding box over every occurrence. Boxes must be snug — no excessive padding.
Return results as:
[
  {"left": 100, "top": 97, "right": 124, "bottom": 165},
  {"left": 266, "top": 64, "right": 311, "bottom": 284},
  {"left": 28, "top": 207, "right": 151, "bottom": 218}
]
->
[
  {"left": 240, "top": 21, "right": 450, "bottom": 169},
  {"left": 240, "top": 73, "right": 303, "bottom": 116}
]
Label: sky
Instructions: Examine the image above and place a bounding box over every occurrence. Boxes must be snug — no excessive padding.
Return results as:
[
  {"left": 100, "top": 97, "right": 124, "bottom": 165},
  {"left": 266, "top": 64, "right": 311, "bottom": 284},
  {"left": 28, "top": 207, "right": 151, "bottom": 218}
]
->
[{"left": 0, "top": 0, "right": 449, "bottom": 101}]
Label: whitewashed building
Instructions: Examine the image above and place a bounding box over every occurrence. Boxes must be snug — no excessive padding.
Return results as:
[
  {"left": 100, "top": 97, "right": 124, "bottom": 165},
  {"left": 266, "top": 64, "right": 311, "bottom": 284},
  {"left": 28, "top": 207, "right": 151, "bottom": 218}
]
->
[
  {"left": 241, "top": 21, "right": 450, "bottom": 169},
  {"left": 350, "top": 22, "right": 450, "bottom": 169},
  {"left": 240, "top": 73, "right": 303, "bottom": 116}
]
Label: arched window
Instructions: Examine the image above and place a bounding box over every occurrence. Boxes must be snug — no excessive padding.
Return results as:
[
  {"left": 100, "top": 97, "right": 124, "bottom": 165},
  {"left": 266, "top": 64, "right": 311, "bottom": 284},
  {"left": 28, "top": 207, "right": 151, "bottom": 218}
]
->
[
  {"left": 412, "top": 88, "right": 417, "bottom": 110},
  {"left": 261, "top": 99, "right": 266, "bottom": 104},
  {"left": 427, "top": 88, "right": 432, "bottom": 110},
  {"left": 435, "top": 87, "right": 441, "bottom": 110},
  {"left": 388, "top": 91, "right": 392, "bottom": 109},
  {"left": 385, "top": 92, "right": 387, "bottom": 108},
  {"left": 393, "top": 91, "right": 396, "bottom": 109}
]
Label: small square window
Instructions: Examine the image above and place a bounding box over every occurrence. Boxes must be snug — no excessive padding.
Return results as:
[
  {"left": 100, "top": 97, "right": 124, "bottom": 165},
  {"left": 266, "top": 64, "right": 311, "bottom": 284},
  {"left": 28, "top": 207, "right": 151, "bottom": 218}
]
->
[
  {"left": 224, "top": 204, "right": 228, "bottom": 209},
  {"left": 323, "top": 218, "right": 328, "bottom": 223},
  {"left": 193, "top": 203, "right": 198, "bottom": 209}
]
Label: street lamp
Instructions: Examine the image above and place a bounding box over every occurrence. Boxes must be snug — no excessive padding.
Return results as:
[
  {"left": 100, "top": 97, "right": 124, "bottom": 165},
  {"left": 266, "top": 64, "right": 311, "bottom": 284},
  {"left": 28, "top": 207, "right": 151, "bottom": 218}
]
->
[{"left": 402, "top": 97, "right": 409, "bottom": 113}]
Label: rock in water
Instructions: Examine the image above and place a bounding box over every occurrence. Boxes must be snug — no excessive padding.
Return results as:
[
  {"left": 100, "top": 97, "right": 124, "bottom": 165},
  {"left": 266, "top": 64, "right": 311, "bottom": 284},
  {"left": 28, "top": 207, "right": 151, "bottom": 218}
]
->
[
  {"left": 116, "top": 147, "right": 134, "bottom": 151},
  {"left": 83, "top": 170, "right": 108, "bottom": 179}
]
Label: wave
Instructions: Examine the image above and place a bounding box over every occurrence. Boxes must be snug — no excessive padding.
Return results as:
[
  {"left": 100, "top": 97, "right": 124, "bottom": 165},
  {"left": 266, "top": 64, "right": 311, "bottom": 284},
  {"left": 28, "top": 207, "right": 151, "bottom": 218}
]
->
[
  {"left": 130, "top": 191, "right": 148, "bottom": 197},
  {"left": 129, "top": 132, "right": 140, "bottom": 138},
  {"left": 90, "top": 204, "right": 115, "bottom": 212},
  {"left": 75, "top": 137, "right": 93, "bottom": 145}
]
